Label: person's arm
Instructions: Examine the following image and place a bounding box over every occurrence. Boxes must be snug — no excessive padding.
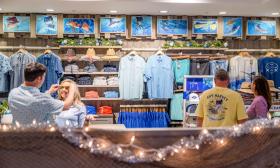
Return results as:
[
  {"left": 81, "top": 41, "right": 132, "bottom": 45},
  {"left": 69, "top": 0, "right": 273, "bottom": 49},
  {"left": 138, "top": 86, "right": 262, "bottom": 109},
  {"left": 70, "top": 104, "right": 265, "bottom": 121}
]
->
[
  {"left": 197, "top": 117, "right": 203, "bottom": 127},
  {"left": 236, "top": 94, "right": 248, "bottom": 124},
  {"left": 195, "top": 94, "right": 205, "bottom": 127},
  {"left": 62, "top": 83, "right": 75, "bottom": 110}
]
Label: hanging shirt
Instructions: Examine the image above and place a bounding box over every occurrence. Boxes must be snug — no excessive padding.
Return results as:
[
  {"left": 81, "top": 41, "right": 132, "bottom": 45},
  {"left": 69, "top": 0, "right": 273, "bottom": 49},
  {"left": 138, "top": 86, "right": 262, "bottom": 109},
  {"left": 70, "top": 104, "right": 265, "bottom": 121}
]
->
[
  {"left": 170, "top": 93, "right": 184, "bottom": 120},
  {"left": 229, "top": 55, "right": 258, "bottom": 90},
  {"left": 172, "top": 59, "right": 190, "bottom": 85},
  {"left": 9, "top": 52, "right": 36, "bottom": 89},
  {"left": 190, "top": 59, "right": 210, "bottom": 75},
  {"left": 0, "top": 53, "right": 12, "bottom": 92},
  {"left": 144, "top": 55, "right": 174, "bottom": 99},
  {"left": 209, "top": 60, "right": 229, "bottom": 75},
  {"left": 195, "top": 87, "right": 248, "bottom": 127},
  {"left": 119, "top": 55, "right": 146, "bottom": 99},
  {"left": 37, "top": 52, "right": 63, "bottom": 93},
  {"left": 258, "top": 57, "right": 280, "bottom": 89}
]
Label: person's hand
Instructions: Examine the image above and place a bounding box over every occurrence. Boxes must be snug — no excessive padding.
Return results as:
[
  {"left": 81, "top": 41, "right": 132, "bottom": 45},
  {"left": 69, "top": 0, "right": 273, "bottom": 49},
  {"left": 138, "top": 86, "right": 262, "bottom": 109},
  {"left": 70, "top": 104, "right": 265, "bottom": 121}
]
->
[{"left": 47, "top": 84, "right": 59, "bottom": 94}]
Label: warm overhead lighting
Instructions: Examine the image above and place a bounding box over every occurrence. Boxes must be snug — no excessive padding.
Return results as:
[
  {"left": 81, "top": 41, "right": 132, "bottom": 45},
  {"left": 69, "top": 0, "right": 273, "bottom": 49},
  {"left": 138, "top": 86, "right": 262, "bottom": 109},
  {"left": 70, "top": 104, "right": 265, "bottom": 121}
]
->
[
  {"left": 46, "top": 9, "right": 55, "bottom": 12},
  {"left": 160, "top": 10, "right": 168, "bottom": 14},
  {"left": 110, "top": 10, "right": 118, "bottom": 13},
  {"left": 219, "top": 11, "right": 227, "bottom": 15},
  {"left": 272, "top": 12, "right": 280, "bottom": 16},
  {"left": 0, "top": 8, "right": 2, "bottom": 11}
]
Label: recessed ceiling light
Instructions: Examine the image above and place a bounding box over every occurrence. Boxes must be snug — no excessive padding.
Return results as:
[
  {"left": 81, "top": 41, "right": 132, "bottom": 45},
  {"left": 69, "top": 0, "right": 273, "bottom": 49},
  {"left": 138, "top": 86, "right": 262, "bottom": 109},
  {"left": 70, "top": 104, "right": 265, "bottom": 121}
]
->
[
  {"left": 154, "top": 0, "right": 209, "bottom": 3},
  {"left": 160, "top": 10, "right": 168, "bottom": 14},
  {"left": 219, "top": 11, "right": 227, "bottom": 15},
  {"left": 272, "top": 12, "right": 279, "bottom": 16},
  {"left": 110, "top": 10, "right": 118, "bottom": 13},
  {"left": 46, "top": 9, "right": 54, "bottom": 12}
]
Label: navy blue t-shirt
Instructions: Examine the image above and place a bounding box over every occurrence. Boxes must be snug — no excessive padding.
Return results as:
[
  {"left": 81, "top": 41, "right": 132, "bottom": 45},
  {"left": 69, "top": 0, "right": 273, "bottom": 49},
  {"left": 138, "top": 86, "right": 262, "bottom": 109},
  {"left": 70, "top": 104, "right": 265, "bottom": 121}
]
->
[{"left": 258, "top": 57, "right": 280, "bottom": 88}]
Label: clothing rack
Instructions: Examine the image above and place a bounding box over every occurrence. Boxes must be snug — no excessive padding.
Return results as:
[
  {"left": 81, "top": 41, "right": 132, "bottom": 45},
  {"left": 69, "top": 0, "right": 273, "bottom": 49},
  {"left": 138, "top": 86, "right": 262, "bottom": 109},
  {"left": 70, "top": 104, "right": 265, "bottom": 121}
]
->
[
  {"left": 0, "top": 45, "right": 60, "bottom": 50},
  {"left": 121, "top": 48, "right": 161, "bottom": 52}
]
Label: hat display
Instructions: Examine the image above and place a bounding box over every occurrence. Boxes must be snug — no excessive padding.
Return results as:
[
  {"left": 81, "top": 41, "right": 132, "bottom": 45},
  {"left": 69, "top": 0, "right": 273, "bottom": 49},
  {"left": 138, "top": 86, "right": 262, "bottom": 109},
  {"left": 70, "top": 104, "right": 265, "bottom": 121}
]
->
[
  {"left": 80, "top": 48, "right": 100, "bottom": 62},
  {"left": 102, "top": 48, "right": 119, "bottom": 60},
  {"left": 267, "top": 80, "right": 280, "bottom": 92},
  {"left": 238, "top": 82, "right": 253, "bottom": 94},
  {"left": 66, "top": 48, "right": 76, "bottom": 57}
]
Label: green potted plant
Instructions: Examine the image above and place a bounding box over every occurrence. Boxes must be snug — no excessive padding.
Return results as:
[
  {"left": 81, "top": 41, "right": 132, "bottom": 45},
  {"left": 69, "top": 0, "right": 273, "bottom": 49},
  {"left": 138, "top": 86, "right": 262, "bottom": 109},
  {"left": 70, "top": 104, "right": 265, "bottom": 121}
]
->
[{"left": 0, "top": 100, "right": 13, "bottom": 124}]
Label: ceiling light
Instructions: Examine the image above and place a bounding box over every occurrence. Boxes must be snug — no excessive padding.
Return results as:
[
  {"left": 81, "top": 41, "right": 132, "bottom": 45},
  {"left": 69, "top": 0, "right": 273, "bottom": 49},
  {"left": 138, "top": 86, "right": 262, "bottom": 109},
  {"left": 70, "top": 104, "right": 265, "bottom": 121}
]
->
[
  {"left": 46, "top": 9, "right": 54, "bottom": 12},
  {"left": 0, "top": 8, "right": 2, "bottom": 11},
  {"left": 272, "top": 12, "right": 279, "bottom": 16},
  {"left": 160, "top": 10, "right": 168, "bottom": 14},
  {"left": 110, "top": 10, "right": 118, "bottom": 13},
  {"left": 219, "top": 11, "right": 227, "bottom": 15}
]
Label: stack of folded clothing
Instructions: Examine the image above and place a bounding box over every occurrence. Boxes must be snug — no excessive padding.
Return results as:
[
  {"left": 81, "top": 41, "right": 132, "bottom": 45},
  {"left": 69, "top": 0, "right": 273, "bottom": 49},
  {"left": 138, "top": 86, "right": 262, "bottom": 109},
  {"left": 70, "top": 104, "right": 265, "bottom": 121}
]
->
[
  {"left": 77, "top": 76, "right": 93, "bottom": 85},
  {"left": 107, "top": 76, "right": 119, "bottom": 86},
  {"left": 83, "top": 63, "right": 98, "bottom": 73},
  {"left": 93, "top": 76, "right": 107, "bottom": 86},
  {"left": 61, "top": 75, "right": 76, "bottom": 82},
  {"left": 85, "top": 91, "right": 99, "bottom": 98},
  {"left": 98, "top": 106, "right": 112, "bottom": 114},
  {"left": 86, "top": 105, "right": 97, "bottom": 115},
  {"left": 104, "top": 91, "right": 119, "bottom": 98},
  {"left": 103, "top": 65, "right": 118, "bottom": 72},
  {"left": 65, "top": 64, "right": 79, "bottom": 74}
]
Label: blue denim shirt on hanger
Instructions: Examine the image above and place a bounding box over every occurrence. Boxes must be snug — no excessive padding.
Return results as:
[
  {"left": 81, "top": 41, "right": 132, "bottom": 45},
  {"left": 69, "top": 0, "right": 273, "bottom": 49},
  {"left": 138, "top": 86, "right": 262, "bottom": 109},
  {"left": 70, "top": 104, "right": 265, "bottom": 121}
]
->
[
  {"left": 37, "top": 52, "right": 63, "bottom": 93},
  {"left": 0, "top": 53, "right": 12, "bottom": 92}
]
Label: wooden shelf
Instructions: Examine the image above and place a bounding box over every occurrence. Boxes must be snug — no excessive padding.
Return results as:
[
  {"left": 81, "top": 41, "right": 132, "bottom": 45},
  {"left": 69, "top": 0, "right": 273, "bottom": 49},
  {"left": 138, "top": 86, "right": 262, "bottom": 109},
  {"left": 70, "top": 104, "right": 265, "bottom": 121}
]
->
[
  {"left": 87, "top": 114, "right": 114, "bottom": 117},
  {"left": 78, "top": 85, "right": 119, "bottom": 88},
  {"left": 174, "top": 89, "right": 184, "bottom": 93},
  {"left": 164, "top": 48, "right": 228, "bottom": 51},
  {"left": 64, "top": 72, "right": 118, "bottom": 75},
  {"left": 81, "top": 98, "right": 122, "bottom": 101},
  {"left": 59, "top": 46, "right": 122, "bottom": 49}
]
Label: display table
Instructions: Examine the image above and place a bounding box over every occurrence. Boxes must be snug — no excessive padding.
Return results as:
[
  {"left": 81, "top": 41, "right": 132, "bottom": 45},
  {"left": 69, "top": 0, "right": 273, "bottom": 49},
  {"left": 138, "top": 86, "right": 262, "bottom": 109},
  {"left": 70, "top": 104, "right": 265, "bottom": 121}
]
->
[{"left": 0, "top": 125, "right": 280, "bottom": 168}]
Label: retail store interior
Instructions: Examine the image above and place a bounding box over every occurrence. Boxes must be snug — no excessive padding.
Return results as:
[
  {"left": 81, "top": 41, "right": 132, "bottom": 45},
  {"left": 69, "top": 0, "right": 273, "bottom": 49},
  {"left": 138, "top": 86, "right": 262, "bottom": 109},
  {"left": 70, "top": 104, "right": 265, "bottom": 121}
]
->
[{"left": 0, "top": 0, "right": 280, "bottom": 167}]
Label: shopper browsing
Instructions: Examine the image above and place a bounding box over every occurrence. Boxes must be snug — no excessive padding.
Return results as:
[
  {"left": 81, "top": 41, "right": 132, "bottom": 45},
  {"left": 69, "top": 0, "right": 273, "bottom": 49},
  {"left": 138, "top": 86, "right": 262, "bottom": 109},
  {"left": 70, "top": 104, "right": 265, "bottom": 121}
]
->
[
  {"left": 196, "top": 69, "right": 248, "bottom": 127},
  {"left": 246, "top": 76, "right": 272, "bottom": 119},
  {"left": 8, "top": 63, "right": 75, "bottom": 125},
  {"left": 55, "top": 79, "right": 86, "bottom": 128}
]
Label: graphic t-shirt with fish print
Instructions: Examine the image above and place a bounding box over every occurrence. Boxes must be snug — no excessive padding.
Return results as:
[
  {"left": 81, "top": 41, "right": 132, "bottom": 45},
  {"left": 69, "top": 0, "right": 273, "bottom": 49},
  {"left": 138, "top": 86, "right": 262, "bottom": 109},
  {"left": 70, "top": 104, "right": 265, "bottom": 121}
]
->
[{"left": 195, "top": 87, "right": 248, "bottom": 127}]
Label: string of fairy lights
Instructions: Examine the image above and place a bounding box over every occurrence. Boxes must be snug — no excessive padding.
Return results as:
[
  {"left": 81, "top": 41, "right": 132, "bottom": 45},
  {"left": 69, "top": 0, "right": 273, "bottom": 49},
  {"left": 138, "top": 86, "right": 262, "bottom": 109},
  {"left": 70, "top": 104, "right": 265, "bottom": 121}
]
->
[{"left": 0, "top": 119, "right": 279, "bottom": 163}]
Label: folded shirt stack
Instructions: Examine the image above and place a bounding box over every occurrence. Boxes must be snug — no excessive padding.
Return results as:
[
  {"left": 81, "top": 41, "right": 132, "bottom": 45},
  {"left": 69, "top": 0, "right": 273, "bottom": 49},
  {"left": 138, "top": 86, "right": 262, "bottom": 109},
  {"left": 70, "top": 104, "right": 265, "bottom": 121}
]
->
[
  {"left": 107, "top": 76, "right": 119, "bottom": 86},
  {"left": 83, "top": 64, "right": 98, "bottom": 73},
  {"left": 85, "top": 91, "right": 99, "bottom": 98},
  {"left": 104, "top": 91, "right": 119, "bottom": 98},
  {"left": 77, "top": 76, "right": 93, "bottom": 85},
  {"left": 93, "top": 76, "right": 107, "bottom": 86},
  {"left": 103, "top": 65, "right": 118, "bottom": 72},
  {"left": 65, "top": 64, "right": 79, "bottom": 74}
]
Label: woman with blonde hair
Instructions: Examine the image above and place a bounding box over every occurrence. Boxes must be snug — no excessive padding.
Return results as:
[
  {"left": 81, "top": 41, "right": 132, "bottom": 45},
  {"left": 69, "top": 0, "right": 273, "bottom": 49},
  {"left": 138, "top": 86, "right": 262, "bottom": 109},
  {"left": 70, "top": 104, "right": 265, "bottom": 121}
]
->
[{"left": 55, "top": 79, "right": 86, "bottom": 128}]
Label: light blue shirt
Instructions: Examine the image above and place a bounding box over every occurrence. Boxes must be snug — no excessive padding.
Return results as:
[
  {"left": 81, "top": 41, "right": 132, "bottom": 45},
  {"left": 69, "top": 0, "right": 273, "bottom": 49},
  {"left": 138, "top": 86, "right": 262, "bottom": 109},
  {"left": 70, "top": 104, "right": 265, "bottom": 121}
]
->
[
  {"left": 145, "top": 55, "right": 174, "bottom": 99},
  {"left": 55, "top": 105, "right": 86, "bottom": 128},
  {"left": 209, "top": 60, "right": 228, "bottom": 75},
  {"left": 0, "top": 53, "right": 12, "bottom": 92},
  {"left": 8, "top": 85, "right": 64, "bottom": 125},
  {"left": 170, "top": 93, "right": 184, "bottom": 120},
  {"left": 172, "top": 59, "right": 190, "bottom": 84},
  {"left": 119, "top": 55, "right": 146, "bottom": 99}
]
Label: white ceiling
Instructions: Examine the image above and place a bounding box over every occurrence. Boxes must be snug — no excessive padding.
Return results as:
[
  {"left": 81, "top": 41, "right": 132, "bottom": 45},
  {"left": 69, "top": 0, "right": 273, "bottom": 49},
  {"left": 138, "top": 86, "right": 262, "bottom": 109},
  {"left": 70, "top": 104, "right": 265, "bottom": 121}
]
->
[{"left": 0, "top": 0, "right": 280, "bottom": 17}]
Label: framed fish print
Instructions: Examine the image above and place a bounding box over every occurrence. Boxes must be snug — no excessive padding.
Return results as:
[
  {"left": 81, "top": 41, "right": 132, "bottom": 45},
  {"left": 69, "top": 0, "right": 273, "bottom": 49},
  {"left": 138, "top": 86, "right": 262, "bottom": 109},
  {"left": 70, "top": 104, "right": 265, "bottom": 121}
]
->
[
  {"left": 100, "top": 17, "right": 126, "bottom": 33},
  {"left": 36, "top": 15, "right": 58, "bottom": 35},
  {"left": 131, "top": 16, "right": 152, "bottom": 37},
  {"left": 192, "top": 19, "right": 218, "bottom": 34},
  {"left": 157, "top": 19, "right": 188, "bottom": 35},
  {"left": 3, "top": 16, "right": 30, "bottom": 32},
  {"left": 63, "top": 18, "right": 94, "bottom": 34},
  {"left": 247, "top": 20, "right": 276, "bottom": 36},
  {"left": 223, "top": 17, "right": 242, "bottom": 37}
]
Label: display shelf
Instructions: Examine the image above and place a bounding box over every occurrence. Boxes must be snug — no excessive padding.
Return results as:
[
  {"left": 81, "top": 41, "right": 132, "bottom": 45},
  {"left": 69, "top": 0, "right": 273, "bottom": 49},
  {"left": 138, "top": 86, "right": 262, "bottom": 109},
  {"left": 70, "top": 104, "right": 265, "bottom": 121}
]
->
[
  {"left": 87, "top": 114, "right": 114, "bottom": 117},
  {"left": 78, "top": 85, "right": 119, "bottom": 88},
  {"left": 64, "top": 72, "right": 118, "bottom": 75},
  {"left": 174, "top": 89, "right": 184, "bottom": 93},
  {"left": 164, "top": 47, "right": 228, "bottom": 51},
  {"left": 59, "top": 46, "right": 122, "bottom": 49}
]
